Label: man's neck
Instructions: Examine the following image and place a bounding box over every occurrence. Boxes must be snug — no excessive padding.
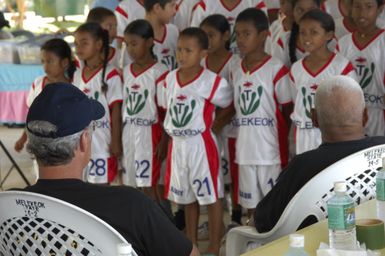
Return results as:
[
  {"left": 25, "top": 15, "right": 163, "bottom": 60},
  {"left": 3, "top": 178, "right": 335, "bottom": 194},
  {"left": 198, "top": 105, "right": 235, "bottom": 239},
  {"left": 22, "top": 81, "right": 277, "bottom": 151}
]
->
[
  {"left": 322, "top": 126, "right": 366, "bottom": 144},
  {"left": 38, "top": 164, "right": 83, "bottom": 180}
]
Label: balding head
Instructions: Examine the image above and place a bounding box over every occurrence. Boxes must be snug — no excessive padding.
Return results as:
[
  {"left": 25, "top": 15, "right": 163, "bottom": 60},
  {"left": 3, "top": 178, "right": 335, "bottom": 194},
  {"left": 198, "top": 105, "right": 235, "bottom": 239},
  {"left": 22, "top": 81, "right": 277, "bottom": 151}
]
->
[{"left": 315, "top": 76, "right": 366, "bottom": 140}]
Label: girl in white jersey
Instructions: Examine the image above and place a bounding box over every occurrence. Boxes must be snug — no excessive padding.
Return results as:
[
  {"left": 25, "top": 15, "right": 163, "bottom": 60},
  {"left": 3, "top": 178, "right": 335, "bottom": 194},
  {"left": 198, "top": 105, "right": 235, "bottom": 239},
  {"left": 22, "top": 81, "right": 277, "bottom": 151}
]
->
[
  {"left": 200, "top": 14, "right": 243, "bottom": 227},
  {"left": 73, "top": 23, "right": 123, "bottom": 184},
  {"left": 338, "top": 0, "right": 385, "bottom": 136},
  {"left": 270, "top": 0, "right": 294, "bottom": 43},
  {"left": 291, "top": 9, "right": 356, "bottom": 154},
  {"left": 15, "top": 39, "right": 76, "bottom": 154},
  {"left": 122, "top": 19, "right": 169, "bottom": 201}
]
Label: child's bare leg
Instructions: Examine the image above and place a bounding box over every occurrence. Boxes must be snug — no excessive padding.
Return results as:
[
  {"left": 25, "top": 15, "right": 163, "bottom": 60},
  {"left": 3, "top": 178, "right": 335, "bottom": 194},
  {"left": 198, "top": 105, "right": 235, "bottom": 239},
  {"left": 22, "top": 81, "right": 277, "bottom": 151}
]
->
[
  {"left": 185, "top": 201, "right": 199, "bottom": 245},
  {"left": 207, "top": 200, "right": 224, "bottom": 255},
  {"left": 142, "top": 187, "right": 158, "bottom": 201}
]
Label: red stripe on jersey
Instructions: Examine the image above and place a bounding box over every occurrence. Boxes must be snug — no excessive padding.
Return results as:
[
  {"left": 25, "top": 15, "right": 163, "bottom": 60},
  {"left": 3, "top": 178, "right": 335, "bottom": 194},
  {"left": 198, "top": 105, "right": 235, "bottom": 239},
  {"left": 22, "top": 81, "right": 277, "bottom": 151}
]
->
[
  {"left": 115, "top": 6, "right": 128, "bottom": 19},
  {"left": 82, "top": 66, "right": 103, "bottom": 84},
  {"left": 228, "top": 138, "right": 239, "bottom": 204},
  {"left": 341, "top": 62, "right": 355, "bottom": 76},
  {"left": 320, "top": 2, "right": 326, "bottom": 11},
  {"left": 289, "top": 71, "right": 295, "bottom": 83},
  {"left": 32, "top": 82, "right": 35, "bottom": 90},
  {"left": 74, "top": 59, "right": 80, "bottom": 68},
  {"left": 151, "top": 123, "right": 162, "bottom": 186},
  {"left": 156, "top": 71, "right": 169, "bottom": 86},
  {"left": 256, "top": 1, "right": 266, "bottom": 9},
  {"left": 208, "top": 75, "right": 222, "bottom": 102},
  {"left": 273, "top": 84, "right": 289, "bottom": 169},
  {"left": 107, "top": 156, "right": 118, "bottom": 183},
  {"left": 220, "top": 0, "right": 241, "bottom": 11},
  {"left": 352, "top": 29, "right": 385, "bottom": 51},
  {"left": 302, "top": 53, "right": 336, "bottom": 78},
  {"left": 164, "top": 139, "right": 173, "bottom": 199},
  {"left": 202, "top": 100, "right": 219, "bottom": 199},
  {"left": 41, "top": 77, "right": 48, "bottom": 90},
  {"left": 193, "top": 0, "right": 205, "bottom": 11},
  {"left": 336, "top": 43, "right": 340, "bottom": 52},
  {"left": 154, "top": 25, "right": 167, "bottom": 44},
  {"left": 106, "top": 69, "right": 121, "bottom": 81},
  {"left": 277, "top": 38, "right": 284, "bottom": 49},
  {"left": 109, "top": 99, "right": 123, "bottom": 109},
  {"left": 130, "top": 62, "right": 157, "bottom": 78},
  {"left": 273, "top": 66, "right": 289, "bottom": 86}
]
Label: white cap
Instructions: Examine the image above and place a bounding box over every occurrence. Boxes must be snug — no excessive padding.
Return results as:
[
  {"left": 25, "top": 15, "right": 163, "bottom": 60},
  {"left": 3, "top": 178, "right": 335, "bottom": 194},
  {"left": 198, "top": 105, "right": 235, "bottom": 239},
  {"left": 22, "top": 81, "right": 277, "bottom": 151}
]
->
[
  {"left": 117, "top": 243, "right": 132, "bottom": 254},
  {"left": 289, "top": 234, "right": 305, "bottom": 248},
  {"left": 334, "top": 181, "right": 347, "bottom": 193}
]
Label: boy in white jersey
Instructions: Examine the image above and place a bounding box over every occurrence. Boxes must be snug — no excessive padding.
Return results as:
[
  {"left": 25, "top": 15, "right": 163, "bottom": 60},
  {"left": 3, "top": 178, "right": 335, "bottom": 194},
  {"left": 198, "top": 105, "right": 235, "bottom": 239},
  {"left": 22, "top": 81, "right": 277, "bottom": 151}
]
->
[
  {"left": 338, "top": 0, "right": 385, "bottom": 136},
  {"left": 292, "top": 9, "right": 357, "bottom": 154},
  {"left": 73, "top": 23, "right": 123, "bottom": 184},
  {"left": 172, "top": 0, "right": 200, "bottom": 31},
  {"left": 122, "top": 19, "right": 169, "bottom": 200},
  {"left": 233, "top": 8, "right": 293, "bottom": 213},
  {"left": 144, "top": 0, "right": 179, "bottom": 70},
  {"left": 160, "top": 28, "right": 232, "bottom": 255}
]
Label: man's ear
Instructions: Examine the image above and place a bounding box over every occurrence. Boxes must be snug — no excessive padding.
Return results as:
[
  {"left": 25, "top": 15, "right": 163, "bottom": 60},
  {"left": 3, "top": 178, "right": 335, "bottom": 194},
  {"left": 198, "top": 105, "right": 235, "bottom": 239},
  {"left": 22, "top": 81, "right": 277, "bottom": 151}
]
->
[
  {"left": 363, "top": 107, "right": 368, "bottom": 127},
  {"left": 79, "top": 130, "right": 89, "bottom": 153},
  {"left": 312, "top": 108, "right": 319, "bottom": 128}
]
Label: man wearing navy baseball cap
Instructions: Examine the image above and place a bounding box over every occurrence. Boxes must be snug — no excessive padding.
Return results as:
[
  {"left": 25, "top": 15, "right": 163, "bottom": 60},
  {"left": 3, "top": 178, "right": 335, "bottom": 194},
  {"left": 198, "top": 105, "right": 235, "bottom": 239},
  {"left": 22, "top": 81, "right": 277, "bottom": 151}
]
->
[{"left": 22, "top": 83, "right": 199, "bottom": 256}]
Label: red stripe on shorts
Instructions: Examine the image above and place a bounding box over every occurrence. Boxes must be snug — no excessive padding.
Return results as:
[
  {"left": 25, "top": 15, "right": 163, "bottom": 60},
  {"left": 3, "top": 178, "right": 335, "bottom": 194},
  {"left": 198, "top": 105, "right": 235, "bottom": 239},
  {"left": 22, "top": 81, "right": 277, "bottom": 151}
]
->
[
  {"left": 107, "top": 156, "right": 118, "bottom": 183},
  {"left": 228, "top": 138, "right": 239, "bottom": 205},
  {"left": 164, "top": 139, "right": 173, "bottom": 199},
  {"left": 151, "top": 122, "right": 162, "bottom": 186}
]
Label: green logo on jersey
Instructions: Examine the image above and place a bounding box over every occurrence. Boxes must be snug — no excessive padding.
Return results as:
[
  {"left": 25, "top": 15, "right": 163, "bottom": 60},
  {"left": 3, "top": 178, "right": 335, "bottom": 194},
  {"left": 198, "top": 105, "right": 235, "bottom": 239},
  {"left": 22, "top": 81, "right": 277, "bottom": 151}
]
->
[
  {"left": 301, "top": 87, "right": 313, "bottom": 119},
  {"left": 93, "top": 91, "right": 99, "bottom": 101},
  {"left": 359, "top": 63, "right": 375, "bottom": 89},
  {"left": 238, "top": 85, "right": 263, "bottom": 116},
  {"left": 169, "top": 96, "right": 196, "bottom": 128},
  {"left": 125, "top": 86, "right": 148, "bottom": 116}
]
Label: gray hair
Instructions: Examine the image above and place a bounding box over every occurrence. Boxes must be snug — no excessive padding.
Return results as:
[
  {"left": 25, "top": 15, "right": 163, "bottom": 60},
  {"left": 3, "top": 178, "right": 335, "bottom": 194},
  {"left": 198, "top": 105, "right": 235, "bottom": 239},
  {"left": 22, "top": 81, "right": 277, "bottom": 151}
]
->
[
  {"left": 26, "top": 121, "right": 83, "bottom": 166},
  {"left": 315, "top": 75, "right": 365, "bottom": 128}
]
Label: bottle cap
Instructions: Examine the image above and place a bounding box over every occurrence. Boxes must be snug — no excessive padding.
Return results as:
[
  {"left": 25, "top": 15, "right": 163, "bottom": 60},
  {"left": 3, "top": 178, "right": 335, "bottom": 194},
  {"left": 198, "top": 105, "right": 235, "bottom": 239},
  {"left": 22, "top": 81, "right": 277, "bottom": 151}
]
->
[
  {"left": 334, "top": 181, "right": 347, "bottom": 193},
  {"left": 117, "top": 243, "right": 132, "bottom": 254},
  {"left": 289, "top": 234, "right": 305, "bottom": 248}
]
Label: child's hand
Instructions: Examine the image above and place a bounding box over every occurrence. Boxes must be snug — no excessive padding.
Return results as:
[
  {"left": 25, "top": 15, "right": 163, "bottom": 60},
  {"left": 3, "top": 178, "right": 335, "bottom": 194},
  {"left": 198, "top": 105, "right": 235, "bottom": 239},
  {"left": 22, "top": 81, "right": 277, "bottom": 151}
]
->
[
  {"left": 110, "top": 140, "right": 123, "bottom": 158},
  {"left": 212, "top": 120, "right": 223, "bottom": 135},
  {"left": 155, "top": 133, "right": 169, "bottom": 161},
  {"left": 14, "top": 139, "right": 25, "bottom": 152}
]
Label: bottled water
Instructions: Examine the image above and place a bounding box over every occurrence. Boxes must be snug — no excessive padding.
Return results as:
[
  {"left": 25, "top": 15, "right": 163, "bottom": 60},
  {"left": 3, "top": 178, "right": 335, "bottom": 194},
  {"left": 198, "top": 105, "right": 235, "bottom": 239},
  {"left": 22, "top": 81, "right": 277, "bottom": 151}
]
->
[
  {"left": 376, "top": 157, "right": 385, "bottom": 222},
  {"left": 117, "top": 243, "right": 132, "bottom": 256},
  {"left": 284, "top": 234, "right": 309, "bottom": 256},
  {"left": 328, "top": 181, "right": 357, "bottom": 250}
]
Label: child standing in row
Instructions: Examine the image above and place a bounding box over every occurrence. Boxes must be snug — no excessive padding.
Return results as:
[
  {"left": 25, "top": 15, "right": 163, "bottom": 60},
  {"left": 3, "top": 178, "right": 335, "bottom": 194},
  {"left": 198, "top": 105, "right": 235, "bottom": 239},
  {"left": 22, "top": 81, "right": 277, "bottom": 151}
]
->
[
  {"left": 338, "top": 0, "right": 385, "bottom": 136},
  {"left": 161, "top": 28, "right": 232, "bottom": 255},
  {"left": 122, "top": 19, "right": 169, "bottom": 200},
  {"left": 232, "top": 8, "right": 293, "bottom": 213},
  {"left": 73, "top": 23, "right": 123, "bottom": 184},
  {"left": 291, "top": 9, "right": 356, "bottom": 154}
]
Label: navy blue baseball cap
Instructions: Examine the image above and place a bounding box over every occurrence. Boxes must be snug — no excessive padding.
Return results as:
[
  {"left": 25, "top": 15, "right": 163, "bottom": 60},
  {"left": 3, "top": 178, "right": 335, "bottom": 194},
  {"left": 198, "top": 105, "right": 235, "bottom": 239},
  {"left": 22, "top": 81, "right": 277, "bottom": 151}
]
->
[{"left": 26, "top": 83, "right": 105, "bottom": 138}]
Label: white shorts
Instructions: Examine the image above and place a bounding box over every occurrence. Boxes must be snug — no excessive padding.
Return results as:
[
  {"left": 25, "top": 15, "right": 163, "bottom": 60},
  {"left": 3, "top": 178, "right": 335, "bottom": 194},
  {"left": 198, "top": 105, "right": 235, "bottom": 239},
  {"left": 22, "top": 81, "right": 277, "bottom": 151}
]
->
[
  {"left": 121, "top": 123, "right": 162, "bottom": 187},
  {"left": 295, "top": 127, "right": 322, "bottom": 155},
  {"left": 165, "top": 134, "right": 224, "bottom": 205},
  {"left": 85, "top": 155, "right": 117, "bottom": 184},
  {"left": 238, "top": 164, "right": 281, "bottom": 209},
  {"left": 218, "top": 133, "right": 233, "bottom": 185},
  {"left": 365, "top": 107, "right": 385, "bottom": 136}
]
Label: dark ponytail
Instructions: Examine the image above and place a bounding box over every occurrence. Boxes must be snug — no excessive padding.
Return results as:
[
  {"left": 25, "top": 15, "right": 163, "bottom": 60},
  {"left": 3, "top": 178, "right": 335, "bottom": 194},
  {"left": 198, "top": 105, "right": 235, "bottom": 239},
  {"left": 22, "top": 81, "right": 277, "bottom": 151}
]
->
[
  {"left": 75, "top": 22, "right": 110, "bottom": 93},
  {"left": 288, "top": 22, "right": 299, "bottom": 64},
  {"left": 41, "top": 38, "right": 75, "bottom": 80}
]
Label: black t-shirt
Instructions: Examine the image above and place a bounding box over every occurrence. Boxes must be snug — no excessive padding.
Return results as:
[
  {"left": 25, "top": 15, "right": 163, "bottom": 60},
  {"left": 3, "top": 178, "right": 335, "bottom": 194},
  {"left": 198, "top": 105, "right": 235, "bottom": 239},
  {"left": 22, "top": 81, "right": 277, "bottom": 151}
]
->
[
  {"left": 254, "top": 136, "right": 385, "bottom": 233},
  {"left": 21, "top": 179, "right": 192, "bottom": 256}
]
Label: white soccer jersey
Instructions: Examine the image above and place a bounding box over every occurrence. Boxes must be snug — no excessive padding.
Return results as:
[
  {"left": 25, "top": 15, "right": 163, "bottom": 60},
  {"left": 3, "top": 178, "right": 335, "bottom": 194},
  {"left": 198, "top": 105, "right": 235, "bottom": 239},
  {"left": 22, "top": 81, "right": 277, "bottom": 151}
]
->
[
  {"left": 202, "top": 52, "right": 236, "bottom": 82},
  {"left": 154, "top": 24, "right": 179, "bottom": 70},
  {"left": 73, "top": 65, "right": 123, "bottom": 183},
  {"left": 75, "top": 47, "right": 122, "bottom": 70},
  {"left": 190, "top": 0, "right": 267, "bottom": 29},
  {"left": 334, "top": 17, "right": 355, "bottom": 39},
  {"left": 338, "top": 30, "right": 385, "bottom": 135},
  {"left": 231, "top": 56, "right": 291, "bottom": 166},
  {"left": 290, "top": 53, "right": 356, "bottom": 153},
  {"left": 114, "top": 0, "right": 146, "bottom": 39},
  {"left": 26, "top": 76, "right": 48, "bottom": 108},
  {"left": 321, "top": 0, "right": 344, "bottom": 20},
  {"left": 270, "top": 18, "right": 289, "bottom": 43},
  {"left": 265, "top": 0, "right": 279, "bottom": 11},
  {"left": 173, "top": 0, "right": 200, "bottom": 31},
  {"left": 161, "top": 68, "right": 233, "bottom": 138}
]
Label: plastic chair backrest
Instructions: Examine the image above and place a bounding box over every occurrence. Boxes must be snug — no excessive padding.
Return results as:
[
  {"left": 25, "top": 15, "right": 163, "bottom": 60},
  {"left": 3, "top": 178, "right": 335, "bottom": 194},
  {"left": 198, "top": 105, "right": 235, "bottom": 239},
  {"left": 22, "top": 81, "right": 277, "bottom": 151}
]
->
[
  {"left": 0, "top": 191, "right": 137, "bottom": 256},
  {"left": 226, "top": 144, "right": 385, "bottom": 255}
]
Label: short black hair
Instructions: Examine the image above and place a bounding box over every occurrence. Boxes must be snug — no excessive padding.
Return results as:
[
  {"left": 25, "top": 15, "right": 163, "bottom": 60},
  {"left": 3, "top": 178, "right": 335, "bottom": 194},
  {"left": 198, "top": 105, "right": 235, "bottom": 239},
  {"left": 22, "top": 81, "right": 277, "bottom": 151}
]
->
[
  {"left": 300, "top": 9, "right": 335, "bottom": 32},
  {"left": 235, "top": 8, "right": 269, "bottom": 32},
  {"left": 86, "top": 7, "right": 115, "bottom": 24},
  {"left": 179, "top": 27, "right": 209, "bottom": 50},
  {"left": 144, "top": 0, "right": 173, "bottom": 12}
]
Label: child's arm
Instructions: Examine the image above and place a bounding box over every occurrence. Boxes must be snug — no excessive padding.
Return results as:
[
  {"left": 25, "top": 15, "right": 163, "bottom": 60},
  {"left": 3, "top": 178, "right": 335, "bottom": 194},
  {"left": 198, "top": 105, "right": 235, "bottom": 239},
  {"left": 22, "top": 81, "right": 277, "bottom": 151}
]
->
[
  {"left": 281, "top": 102, "right": 293, "bottom": 130},
  {"left": 212, "top": 103, "right": 235, "bottom": 135},
  {"left": 14, "top": 130, "right": 27, "bottom": 152},
  {"left": 110, "top": 102, "right": 123, "bottom": 157}
]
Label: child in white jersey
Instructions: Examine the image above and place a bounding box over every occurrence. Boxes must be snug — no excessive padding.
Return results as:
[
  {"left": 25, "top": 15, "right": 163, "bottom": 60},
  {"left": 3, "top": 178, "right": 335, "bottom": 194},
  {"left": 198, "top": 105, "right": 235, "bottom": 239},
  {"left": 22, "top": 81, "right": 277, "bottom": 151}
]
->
[
  {"left": 160, "top": 28, "right": 232, "bottom": 255},
  {"left": 233, "top": 8, "right": 293, "bottom": 214},
  {"left": 172, "top": 0, "right": 200, "bottom": 31},
  {"left": 86, "top": 7, "right": 121, "bottom": 69},
  {"left": 15, "top": 39, "right": 76, "bottom": 154},
  {"left": 73, "top": 23, "right": 123, "bottom": 184},
  {"left": 200, "top": 14, "right": 243, "bottom": 227},
  {"left": 338, "top": 0, "right": 385, "bottom": 136},
  {"left": 122, "top": 19, "right": 169, "bottom": 201},
  {"left": 144, "top": 0, "right": 179, "bottom": 70},
  {"left": 291, "top": 9, "right": 356, "bottom": 154},
  {"left": 270, "top": 0, "right": 294, "bottom": 43}
]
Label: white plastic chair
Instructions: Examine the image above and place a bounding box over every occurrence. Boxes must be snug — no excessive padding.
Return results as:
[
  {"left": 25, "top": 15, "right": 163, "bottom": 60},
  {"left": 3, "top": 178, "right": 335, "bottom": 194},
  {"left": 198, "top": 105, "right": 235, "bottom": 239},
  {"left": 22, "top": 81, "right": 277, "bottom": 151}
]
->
[
  {"left": 0, "top": 191, "right": 137, "bottom": 256},
  {"left": 226, "top": 144, "right": 385, "bottom": 256}
]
